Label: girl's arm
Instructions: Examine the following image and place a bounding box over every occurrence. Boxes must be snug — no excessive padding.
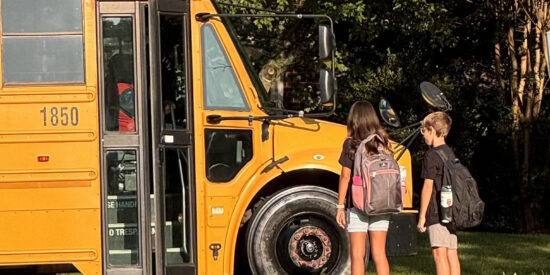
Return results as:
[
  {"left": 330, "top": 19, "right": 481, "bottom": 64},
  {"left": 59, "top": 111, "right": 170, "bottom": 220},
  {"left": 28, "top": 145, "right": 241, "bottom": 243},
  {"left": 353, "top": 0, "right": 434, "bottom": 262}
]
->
[{"left": 337, "top": 166, "right": 351, "bottom": 205}]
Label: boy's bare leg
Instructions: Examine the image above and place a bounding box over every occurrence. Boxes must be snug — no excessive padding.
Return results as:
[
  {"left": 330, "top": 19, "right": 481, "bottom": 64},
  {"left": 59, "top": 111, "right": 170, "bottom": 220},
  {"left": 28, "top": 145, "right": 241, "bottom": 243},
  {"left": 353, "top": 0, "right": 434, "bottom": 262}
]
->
[
  {"left": 447, "top": 249, "right": 460, "bottom": 275},
  {"left": 432, "top": 247, "right": 451, "bottom": 275},
  {"left": 350, "top": 232, "right": 367, "bottom": 275},
  {"left": 370, "top": 231, "right": 390, "bottom": 275}
]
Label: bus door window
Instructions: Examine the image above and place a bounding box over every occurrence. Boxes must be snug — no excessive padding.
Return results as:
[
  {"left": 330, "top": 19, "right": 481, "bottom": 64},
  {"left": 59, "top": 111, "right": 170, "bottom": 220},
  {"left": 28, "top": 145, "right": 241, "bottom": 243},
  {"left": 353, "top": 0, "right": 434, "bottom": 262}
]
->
[
  {"left": 102, "top": 17, "right": 136, "bottom": 132},
  {"left": 162, "top": 148, "right": 191, "bottom": 264},
  {"left": 106, "top": 150, "right": 140, "bottom": 266},
  {"left": 160, "top": 15, "right": 187, "bottom": 130}
]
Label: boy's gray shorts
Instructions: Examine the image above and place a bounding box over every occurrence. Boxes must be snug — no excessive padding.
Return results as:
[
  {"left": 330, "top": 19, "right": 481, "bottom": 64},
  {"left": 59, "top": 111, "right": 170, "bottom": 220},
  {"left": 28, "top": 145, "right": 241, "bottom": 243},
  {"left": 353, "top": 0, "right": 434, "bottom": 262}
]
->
[
  {"left": 346, "top": 207, "right": 391, "bottom": 232},
  {"left": 428, "top": 223, "right": 457, "bottom": 249}
]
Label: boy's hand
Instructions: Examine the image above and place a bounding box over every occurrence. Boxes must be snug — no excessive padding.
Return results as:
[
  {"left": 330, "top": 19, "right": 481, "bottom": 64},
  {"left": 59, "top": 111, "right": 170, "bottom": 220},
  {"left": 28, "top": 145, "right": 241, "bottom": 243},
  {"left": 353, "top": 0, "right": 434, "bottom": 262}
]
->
[
  {"left": 417, "top": 216, "right": 426, "bottom": 232},
  {"left": 336, "top": 208, "right": 347, "bottom": 229}
]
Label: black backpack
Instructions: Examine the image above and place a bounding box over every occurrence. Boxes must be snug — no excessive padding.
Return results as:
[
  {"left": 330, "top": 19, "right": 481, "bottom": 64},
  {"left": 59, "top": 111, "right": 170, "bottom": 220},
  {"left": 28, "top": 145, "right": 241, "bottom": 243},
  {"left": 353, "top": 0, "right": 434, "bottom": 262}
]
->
[{"left": 434, "top": 148, "right": 485, "bottom": 229}]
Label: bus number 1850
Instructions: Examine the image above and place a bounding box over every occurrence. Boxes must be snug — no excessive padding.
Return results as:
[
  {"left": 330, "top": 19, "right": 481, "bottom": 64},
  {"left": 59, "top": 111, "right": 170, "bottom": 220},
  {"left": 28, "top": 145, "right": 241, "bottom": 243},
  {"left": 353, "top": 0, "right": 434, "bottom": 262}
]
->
[{"left": 40, "top": 107, "right": 79, "bottom": 126}]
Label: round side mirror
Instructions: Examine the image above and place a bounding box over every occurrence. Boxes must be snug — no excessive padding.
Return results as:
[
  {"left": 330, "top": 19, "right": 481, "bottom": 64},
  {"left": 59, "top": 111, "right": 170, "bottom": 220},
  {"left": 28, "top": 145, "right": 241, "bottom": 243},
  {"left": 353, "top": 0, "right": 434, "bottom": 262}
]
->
[
  {"left": 420, "top": 81, "right": 451, "bottom": 110},
  {"left": 378, "top": 99, "right": 401, "bottom": 127}
]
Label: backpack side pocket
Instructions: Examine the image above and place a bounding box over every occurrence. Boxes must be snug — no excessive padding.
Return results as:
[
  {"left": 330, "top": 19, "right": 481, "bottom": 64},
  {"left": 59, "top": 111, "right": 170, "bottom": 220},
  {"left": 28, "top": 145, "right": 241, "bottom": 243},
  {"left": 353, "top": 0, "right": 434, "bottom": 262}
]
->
[{"left": 352, "top": 176, "right": 365, "bottom": 211}]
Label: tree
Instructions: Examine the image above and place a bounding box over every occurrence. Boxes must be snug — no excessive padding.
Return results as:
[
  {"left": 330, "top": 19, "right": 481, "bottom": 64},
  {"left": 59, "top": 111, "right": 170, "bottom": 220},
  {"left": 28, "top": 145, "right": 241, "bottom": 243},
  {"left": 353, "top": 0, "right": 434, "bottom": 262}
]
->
[{"left": 491, "top": 0, "right": 549, "bottom": 232}]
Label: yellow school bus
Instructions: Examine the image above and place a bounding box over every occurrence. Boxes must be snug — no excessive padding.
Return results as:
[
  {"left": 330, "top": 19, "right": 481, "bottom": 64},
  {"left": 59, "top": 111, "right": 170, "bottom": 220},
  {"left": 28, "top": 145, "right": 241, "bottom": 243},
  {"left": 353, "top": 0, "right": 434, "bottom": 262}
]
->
[{"left": 0, "top": 0, "right": 414, "bottom": 274}]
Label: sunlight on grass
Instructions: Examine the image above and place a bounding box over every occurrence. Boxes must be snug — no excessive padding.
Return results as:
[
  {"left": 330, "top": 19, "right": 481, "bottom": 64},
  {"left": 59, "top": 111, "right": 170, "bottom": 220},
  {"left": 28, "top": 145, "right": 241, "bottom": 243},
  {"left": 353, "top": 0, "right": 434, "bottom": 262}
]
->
[{"left": 365, "top": 231, "right": 550, "bottom": 274}]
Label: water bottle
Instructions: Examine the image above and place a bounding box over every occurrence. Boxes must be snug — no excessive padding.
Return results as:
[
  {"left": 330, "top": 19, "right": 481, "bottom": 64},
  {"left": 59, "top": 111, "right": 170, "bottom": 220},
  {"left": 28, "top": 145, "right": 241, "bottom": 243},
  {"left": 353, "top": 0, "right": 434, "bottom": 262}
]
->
[
  {"left": 440, "top": 185, "right": 453, "bottom": 223},
  {"left": 399, "top": 166, "right": 407, "bottom": 203}
]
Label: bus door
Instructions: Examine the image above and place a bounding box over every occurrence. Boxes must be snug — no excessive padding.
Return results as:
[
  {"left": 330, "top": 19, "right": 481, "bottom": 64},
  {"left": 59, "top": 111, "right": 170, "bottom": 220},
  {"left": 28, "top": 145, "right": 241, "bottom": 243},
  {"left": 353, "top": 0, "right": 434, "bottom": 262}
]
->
[
  {"left": 150, "top": 0, "right": 196, "bottom": 274},
  {"left": 98, "top": 1, "right": 195, "bottom": 274}
]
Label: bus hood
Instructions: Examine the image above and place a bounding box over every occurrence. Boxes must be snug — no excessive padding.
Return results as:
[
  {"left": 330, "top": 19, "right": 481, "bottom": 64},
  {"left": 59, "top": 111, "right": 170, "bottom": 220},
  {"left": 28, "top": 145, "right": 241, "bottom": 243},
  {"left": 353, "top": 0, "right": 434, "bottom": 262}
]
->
[{"left": 271, "top": 118, "right": 347, "bottom": 174}]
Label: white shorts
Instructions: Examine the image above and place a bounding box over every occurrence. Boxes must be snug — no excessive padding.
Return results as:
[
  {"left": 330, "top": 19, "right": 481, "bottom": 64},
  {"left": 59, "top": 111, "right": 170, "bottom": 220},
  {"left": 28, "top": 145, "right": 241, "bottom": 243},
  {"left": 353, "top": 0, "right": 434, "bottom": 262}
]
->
[{"left": 347, "top": 207, "right": 391, "bottom": 232}]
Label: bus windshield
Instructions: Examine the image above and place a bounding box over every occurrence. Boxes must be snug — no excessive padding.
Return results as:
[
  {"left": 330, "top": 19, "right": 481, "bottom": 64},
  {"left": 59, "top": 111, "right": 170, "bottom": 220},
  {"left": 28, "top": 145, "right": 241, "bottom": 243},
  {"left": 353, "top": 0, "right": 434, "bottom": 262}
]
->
[{"left": 214, "top": 1, "right": 327, "bottom": 114}]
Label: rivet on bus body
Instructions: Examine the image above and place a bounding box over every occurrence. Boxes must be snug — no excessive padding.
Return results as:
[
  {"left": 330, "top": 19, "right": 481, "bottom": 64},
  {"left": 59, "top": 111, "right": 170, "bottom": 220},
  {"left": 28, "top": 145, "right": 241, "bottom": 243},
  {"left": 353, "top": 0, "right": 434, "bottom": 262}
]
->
[{"left": 313, "top": 154, "right": 324, "bottom": 161}]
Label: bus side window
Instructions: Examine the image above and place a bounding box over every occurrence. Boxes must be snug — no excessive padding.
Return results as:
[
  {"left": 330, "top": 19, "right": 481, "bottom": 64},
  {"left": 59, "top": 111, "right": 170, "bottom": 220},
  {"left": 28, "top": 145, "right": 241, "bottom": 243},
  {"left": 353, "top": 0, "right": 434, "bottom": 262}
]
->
[{"left": 1, "top": 0, "right": 84, "bottom": 83}]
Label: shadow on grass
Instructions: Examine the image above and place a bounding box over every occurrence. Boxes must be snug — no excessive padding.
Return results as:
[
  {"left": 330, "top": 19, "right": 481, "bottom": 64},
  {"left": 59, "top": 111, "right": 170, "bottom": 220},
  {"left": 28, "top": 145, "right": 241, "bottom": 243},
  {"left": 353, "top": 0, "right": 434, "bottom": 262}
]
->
[{"left": 366, "top": 231, "right": 550, "bottom": 275}]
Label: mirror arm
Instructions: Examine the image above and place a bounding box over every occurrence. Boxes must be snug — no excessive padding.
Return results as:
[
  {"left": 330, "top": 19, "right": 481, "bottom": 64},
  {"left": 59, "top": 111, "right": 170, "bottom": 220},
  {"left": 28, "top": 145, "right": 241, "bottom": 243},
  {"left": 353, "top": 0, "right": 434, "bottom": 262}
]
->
[
  {"left": 396, "top": 121, "right": 422, "bottom": 131},
  {"left": 442, "top": 96, "right": 453, "bottom": 111},
  {"left": 197, "top": 12, "right": 333, "bottom": 22},
  {"left": 206, "top": 111, "right": 337, "bottom": 125},
  {"left": 394, "top": 126, "right": 422, "bottom": 161}
]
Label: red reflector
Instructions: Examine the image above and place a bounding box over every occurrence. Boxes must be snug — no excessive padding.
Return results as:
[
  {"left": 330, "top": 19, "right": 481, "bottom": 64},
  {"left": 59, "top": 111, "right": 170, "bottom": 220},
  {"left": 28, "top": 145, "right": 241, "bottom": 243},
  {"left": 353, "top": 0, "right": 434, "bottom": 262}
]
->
[{"left": 38, "top": 156, "right": 49, "bottom": 162}]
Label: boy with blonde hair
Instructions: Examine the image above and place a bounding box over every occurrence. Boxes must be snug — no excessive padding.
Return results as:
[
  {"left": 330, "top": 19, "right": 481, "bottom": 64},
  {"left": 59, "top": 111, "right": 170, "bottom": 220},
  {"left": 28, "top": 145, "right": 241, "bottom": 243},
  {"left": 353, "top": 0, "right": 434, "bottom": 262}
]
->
[{"left": 417, "top": 112, "right": 461, "bottom": 275}]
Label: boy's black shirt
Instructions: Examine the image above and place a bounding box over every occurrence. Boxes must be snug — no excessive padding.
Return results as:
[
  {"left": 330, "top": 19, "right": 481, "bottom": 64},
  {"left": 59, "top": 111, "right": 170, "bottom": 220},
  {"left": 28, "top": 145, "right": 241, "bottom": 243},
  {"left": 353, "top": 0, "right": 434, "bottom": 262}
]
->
[{"left": 421, "top": 144, "right": 456, "bottom": 231}]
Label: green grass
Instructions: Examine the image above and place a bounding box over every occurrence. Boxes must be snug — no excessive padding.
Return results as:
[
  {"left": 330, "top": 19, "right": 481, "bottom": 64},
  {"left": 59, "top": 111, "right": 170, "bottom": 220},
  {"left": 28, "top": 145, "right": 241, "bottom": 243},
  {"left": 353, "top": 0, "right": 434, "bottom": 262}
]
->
[{"left": 365, "top": 232, "right": 550, "bottom": 275}]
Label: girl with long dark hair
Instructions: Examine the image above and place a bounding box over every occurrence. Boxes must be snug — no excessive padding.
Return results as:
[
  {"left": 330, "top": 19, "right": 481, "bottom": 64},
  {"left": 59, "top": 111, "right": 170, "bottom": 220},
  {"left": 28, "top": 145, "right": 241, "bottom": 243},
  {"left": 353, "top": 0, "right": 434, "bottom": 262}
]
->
[{"left": 335, "top": 101, "right": 392, "bottom": 275}]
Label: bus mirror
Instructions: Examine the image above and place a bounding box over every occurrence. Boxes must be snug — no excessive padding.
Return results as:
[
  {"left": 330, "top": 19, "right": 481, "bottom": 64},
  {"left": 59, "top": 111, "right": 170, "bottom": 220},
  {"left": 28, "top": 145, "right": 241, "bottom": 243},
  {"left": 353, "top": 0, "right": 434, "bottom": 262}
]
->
[
  {"left": 320, "top": 69, "right": 335, "bottom": 105},
  {"left": 420, "top": 81, "right": 452, "bottom": 110},
  {"left": 378, "top": 99, "right": 401, "bottom": 127},
  {"left": 319, "top": 25, "right": 332, "bottom": 60}
]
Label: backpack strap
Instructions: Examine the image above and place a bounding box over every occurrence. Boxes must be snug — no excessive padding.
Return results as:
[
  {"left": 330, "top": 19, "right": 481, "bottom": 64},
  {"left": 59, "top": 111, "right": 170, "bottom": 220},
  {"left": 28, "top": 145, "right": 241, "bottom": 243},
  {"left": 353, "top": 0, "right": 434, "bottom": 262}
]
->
[
  {"left": 433, "top": 146, "right": 457, "bottom": 163},
  {"left": 352, "top": 140, "right": 365, "bottom": 181},
  {"left": 433, "top": 148, "right": 449, "bottom": 163},
  {"left": 364, "top": 134, "right": 385, "bottom": 145},
  {"left": 353, "top": 134, "right": 390, "bottom": 178}
]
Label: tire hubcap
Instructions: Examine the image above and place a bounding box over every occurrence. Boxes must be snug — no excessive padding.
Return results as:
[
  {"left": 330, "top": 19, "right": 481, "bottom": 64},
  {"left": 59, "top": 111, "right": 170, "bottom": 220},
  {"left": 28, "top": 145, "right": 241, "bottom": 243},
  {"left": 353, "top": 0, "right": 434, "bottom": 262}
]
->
[{"left": 288, "top": 226, "right": 332, "bottom": 270}]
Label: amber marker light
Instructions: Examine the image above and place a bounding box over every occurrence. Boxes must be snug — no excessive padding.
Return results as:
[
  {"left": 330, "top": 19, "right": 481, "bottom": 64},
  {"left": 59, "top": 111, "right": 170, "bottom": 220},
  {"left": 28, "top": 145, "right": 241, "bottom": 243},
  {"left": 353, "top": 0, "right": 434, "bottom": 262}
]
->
[{"left": 37, "top": 156, "right": 50, "bottom": 162}]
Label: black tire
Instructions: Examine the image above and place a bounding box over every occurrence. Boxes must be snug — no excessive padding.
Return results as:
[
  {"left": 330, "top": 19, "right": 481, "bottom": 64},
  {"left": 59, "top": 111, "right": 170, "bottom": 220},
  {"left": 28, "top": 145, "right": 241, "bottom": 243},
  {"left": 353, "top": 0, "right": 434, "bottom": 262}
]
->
[{"left": 246, "top": 186, "right": 350, "bottom": 275}]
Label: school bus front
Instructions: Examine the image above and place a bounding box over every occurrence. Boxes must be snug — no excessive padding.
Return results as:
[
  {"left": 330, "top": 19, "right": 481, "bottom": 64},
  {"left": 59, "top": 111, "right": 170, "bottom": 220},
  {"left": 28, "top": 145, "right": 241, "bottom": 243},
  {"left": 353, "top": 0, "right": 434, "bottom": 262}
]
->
[{"left": 0, "top": 0, "right": 415, "bottom": 274}]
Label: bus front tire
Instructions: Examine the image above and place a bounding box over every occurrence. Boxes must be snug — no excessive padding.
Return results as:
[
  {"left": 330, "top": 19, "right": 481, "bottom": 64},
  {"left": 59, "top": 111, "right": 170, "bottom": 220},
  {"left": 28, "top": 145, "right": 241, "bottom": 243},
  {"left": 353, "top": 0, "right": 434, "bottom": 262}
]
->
[{"left": 246, "top": 186, "right": 350, "bottom": 275}]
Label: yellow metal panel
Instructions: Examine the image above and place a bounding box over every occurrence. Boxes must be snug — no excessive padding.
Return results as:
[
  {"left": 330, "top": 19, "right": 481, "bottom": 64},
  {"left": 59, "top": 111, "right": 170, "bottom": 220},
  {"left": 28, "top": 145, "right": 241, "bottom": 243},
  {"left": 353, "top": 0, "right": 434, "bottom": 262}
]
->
[
  {"left": 0, "top": 209, "right": 100, "bottom": 265},
  {"left": 220, "top": 161, "right": 283, "bottom": 274},
  {"left": 207, "top": 196, "right": 235, "bottom": 227},
  {"left": 395, "top": 145, "right": 414, "bottom": 208},
  {"left": 0, "top": 169, "right": 96, "bottom": 183},
  {"left": 0, "top": 0, "right": 101, "bottom": 273},
  {"left": 273, "top": 118, "right": 347, "bottom": 171},
  {"left": 0, "top": 131, "right": 96, "bottom": 143},
  {"left": 0, "top": 142, "right": 98, "bottom": 171},
  {"left": 190, "top": 2, "right": 209, "bottom": 274},
  {"left": 0, "top": 90, "right": 95, "bottom": 104},
  {"left": 204, "top": 228, "right": 226, "bottom": 275}
]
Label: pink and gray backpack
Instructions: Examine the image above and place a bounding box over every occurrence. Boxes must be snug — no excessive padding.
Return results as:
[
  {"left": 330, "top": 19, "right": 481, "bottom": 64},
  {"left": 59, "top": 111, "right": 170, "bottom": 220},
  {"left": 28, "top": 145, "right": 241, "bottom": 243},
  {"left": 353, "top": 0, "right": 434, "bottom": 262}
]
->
[{"left": 351, "top": 134, "right": 402, "bottom": 215}]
